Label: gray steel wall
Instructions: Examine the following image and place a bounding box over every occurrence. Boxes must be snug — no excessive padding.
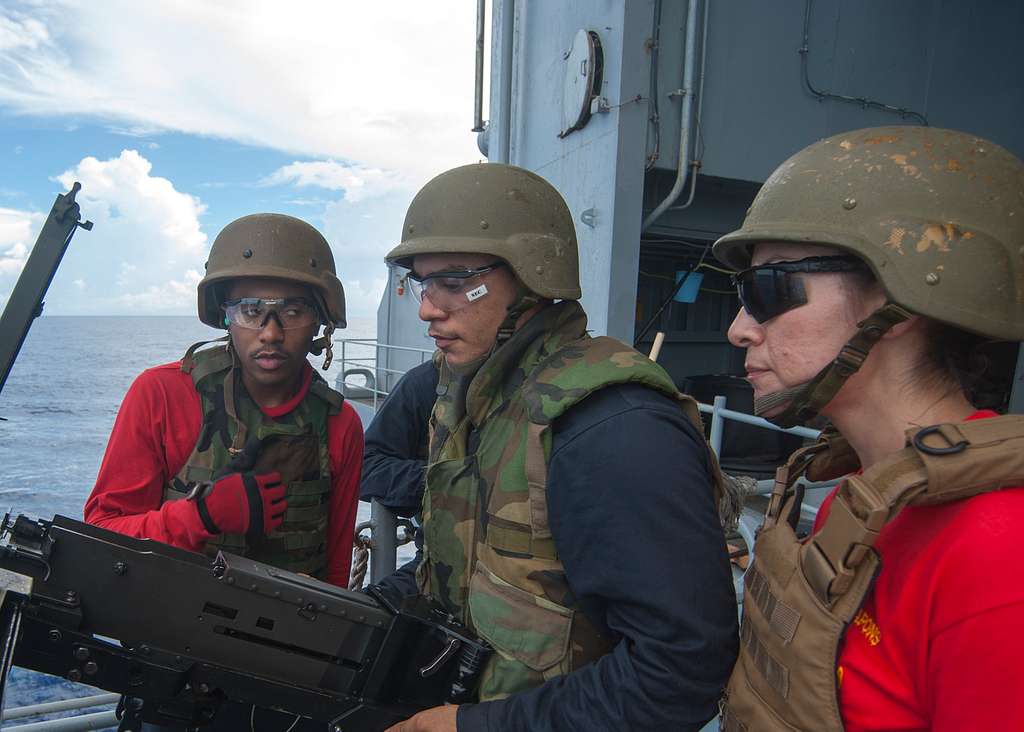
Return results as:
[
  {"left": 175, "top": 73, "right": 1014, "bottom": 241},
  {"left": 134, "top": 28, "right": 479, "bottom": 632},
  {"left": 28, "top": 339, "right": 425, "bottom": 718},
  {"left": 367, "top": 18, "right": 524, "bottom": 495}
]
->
[
  {"left": 488, "top": 0, "right": 657, "bottom": 341},
  {"left": 653, "top": 0, "right": 1024, "bottom": 181}
]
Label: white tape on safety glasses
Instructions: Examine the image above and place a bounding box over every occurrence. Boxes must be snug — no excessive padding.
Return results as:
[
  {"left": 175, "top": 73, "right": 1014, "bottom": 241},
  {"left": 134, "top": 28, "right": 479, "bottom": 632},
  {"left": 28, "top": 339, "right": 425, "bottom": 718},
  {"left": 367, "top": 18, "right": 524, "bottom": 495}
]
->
[{"left": 466, "top": 284, "right": 489, "bottom": 302}]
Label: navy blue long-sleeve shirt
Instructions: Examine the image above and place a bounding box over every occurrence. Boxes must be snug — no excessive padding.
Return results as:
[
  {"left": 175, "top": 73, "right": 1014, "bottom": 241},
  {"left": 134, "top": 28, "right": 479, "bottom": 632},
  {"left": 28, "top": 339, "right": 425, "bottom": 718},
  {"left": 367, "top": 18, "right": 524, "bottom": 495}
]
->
[
  {"left": 375, "top": 378, "right": 738, "bottom": 730},
  {"left": 360, "top": 360, "right": 438, "bottom": 516}
]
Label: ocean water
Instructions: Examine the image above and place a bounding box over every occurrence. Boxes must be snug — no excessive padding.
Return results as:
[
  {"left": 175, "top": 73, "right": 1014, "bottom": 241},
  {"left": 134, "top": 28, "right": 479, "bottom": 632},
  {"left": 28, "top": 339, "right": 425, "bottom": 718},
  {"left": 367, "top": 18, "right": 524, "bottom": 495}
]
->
[{"left": 0, "top": 315, "right": 382, "bottom": 721}]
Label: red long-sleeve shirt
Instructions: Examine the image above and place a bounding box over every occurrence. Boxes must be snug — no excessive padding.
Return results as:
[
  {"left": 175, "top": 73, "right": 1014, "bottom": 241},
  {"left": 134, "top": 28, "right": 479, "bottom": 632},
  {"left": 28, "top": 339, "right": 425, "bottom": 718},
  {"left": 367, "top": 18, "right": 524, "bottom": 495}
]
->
[
  {"left": 84, "top": 360, "right": 363, "bottom": 588},
  {"left": 814, "top": 410, "right": 1024, "bottom": 731}
]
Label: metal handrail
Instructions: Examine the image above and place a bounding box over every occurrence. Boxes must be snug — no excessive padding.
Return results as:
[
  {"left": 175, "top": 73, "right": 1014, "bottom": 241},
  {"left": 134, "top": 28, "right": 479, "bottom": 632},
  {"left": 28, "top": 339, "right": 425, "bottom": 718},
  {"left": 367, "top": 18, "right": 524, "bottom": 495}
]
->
[
  {"left": 5, "top": 710, "right": 117, "bottom": 731},
  {"left": 337, "top": 339, "right": 433, "bottom": 412},
  {"left": 2, "top": 692, "right": 119, "bottom": 730},
  {"left": 2, "top": 693, "right": 120, "bottom": 721},
  {"left": 339, "top": 339, "right": 434, "bottom": 355}
]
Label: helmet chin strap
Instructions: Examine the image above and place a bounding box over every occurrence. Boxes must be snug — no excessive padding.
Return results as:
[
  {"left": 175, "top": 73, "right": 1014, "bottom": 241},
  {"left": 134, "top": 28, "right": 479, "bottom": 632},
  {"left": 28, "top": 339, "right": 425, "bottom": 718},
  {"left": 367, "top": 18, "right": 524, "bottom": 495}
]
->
[
  {"left": 494, "top": 285, "right": 541, "bottom": 347},
  {"left": 309, "top": 323, "right": 334, "bottom": 370},
  {"left": 754, "top": 303, "right": 913, "bottom": 428},
  {"left": 308, "top": 292, "right": 335, "bottom": 370}
]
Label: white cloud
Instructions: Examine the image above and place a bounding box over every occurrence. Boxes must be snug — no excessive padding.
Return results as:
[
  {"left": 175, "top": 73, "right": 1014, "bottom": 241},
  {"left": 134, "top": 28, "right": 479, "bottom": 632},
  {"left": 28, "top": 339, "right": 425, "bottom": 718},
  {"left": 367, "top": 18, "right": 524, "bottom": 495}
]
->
[
  {"left": 112, "top": 268, "right": 202, "bottom": 311},
  {"left": 0, "top": 207, "right": 45, "bottom": 308},
  {"left": 40, "top": 150, "right": 209, "bottom": 314},
  {"left": 57, "top": 149, "right": 206, "bottom": 255},
  {"left": 0, "top": 10, "right": 50, "bottom": 53},
  {"left": 343, "top": 278, "right": 387, "bottom": 317},
  {"left": 0, "top": 2, "right": 481, "bottom": 184},
  {"left": 0, "top": 207, "right": 44, "bottom": 274},
  {"left": 263, "top": 160, "right": 404, "bottom": 203},
  {"left": 0, "top": 241, "right": 28, "bottom": 275}
]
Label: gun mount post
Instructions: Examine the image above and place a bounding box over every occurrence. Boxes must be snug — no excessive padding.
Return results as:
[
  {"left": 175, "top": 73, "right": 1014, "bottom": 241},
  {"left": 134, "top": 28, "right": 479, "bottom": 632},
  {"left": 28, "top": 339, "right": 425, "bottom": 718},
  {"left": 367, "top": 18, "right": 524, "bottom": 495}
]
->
[
  {"left": 0, "top": 182, "right": 92, "bottom": 397},
  {"left": 369, "top": 499, "right": 399, "bottom": 585}
]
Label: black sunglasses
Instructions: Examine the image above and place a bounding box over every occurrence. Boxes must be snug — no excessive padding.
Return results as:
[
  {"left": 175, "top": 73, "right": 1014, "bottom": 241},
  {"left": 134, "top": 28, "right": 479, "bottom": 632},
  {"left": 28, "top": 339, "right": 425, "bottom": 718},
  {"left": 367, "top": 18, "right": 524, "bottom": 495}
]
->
[{"left": 731, "top": 256, "right": 868, "bottom": 323}]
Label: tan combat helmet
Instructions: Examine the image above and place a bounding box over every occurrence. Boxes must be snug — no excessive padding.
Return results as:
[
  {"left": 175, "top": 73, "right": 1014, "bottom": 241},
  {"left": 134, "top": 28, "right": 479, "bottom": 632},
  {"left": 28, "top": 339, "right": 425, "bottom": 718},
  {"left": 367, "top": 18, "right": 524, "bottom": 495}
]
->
[
  {"left": 714, "top": 126, "right": 1024, "bottom": 425},
  {"left": 198, "top": 213, "right": 346, "bottom": 329},
  {"left": 386, "top": 163, "right": 581, "bottom": 300}
]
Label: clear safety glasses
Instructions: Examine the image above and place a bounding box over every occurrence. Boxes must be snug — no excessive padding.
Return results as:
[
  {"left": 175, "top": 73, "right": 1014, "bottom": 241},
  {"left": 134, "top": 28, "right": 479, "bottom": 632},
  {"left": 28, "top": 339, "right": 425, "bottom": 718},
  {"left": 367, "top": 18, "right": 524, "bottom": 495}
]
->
[
  {"left": 406, "top": 261, "right": 507, "bottom": 312},
  {"left": 222, "top": 297, "right": 320, "bottom": 330},
  {"left": 731, "top": 256, "right": 868, "bottom": 323}
]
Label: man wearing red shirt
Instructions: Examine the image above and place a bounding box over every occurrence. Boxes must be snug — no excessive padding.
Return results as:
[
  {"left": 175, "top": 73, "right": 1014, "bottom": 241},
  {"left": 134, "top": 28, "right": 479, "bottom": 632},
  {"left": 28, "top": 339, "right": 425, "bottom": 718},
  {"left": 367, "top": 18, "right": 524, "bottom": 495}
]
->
[
  {"left": 85, "top": 213, "right": 362, "bottom": 589},
  {"left": 813, "top": 411, "right": 1024, "bottom": 732}
]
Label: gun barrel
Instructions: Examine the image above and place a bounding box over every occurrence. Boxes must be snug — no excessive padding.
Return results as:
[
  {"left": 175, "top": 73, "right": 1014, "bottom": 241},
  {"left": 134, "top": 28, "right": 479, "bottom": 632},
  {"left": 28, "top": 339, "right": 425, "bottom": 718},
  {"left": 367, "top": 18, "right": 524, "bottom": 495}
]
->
[{"left": 0, "top": 184, "right": 92, "bottom": 397}]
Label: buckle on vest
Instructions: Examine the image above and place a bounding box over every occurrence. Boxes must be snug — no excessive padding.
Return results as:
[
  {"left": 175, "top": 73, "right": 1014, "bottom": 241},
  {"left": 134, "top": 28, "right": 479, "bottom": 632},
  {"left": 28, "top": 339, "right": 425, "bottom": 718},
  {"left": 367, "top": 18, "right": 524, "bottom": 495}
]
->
[
  {"left": 912, "top": 424, "right": 969, "bottom": 456},
  {"left": 833, "top": 345, "right": 868, "bottom": 378},
  {"left": 804, "top": 475, "right": 887, "bottom": 603}
]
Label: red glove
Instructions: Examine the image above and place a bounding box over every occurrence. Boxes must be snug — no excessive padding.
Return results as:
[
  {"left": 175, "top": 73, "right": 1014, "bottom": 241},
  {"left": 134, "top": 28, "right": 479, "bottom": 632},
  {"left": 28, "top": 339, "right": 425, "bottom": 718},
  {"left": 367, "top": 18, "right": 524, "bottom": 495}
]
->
[{"left": 195, "top": 471, "right": 287, "bottom": 541}]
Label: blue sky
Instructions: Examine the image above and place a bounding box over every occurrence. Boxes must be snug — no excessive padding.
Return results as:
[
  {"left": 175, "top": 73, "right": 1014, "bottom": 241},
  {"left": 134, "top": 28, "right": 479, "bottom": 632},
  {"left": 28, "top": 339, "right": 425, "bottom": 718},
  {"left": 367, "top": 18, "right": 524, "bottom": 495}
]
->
[{"left": 0, "top": 2, "right": 484, "bottom": 317}]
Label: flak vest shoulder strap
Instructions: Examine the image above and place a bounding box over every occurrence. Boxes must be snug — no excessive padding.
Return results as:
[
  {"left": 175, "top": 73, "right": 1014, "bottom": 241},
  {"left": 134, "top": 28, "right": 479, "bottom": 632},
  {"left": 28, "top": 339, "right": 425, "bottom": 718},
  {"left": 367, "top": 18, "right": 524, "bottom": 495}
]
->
[
  {"left": 492, "top": 335, "right": 726, "bottom": 560},
  {"left": 721, "top": 415, "right": 1024, "bottom": 732}
]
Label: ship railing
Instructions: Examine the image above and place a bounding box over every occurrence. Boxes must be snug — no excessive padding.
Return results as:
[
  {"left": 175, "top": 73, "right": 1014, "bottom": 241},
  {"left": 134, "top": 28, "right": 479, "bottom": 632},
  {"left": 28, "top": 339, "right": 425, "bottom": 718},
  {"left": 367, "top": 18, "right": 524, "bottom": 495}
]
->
[
  {"left": 1, "top": 692, "right": 119, "bottom": 730},
  {"left": 337, "top": 339, "right": 839, "bottom": 592},
  {"left": 335, "top": 338, "right": 433, "bottom": 413}
]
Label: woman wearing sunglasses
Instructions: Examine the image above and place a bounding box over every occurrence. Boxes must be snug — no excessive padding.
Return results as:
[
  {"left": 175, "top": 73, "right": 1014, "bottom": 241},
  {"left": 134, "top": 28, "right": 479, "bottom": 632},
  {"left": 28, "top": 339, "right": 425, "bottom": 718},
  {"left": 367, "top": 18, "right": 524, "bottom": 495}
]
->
[{"left": 714, "top": 126, "right": 1024, "bottom": 732}]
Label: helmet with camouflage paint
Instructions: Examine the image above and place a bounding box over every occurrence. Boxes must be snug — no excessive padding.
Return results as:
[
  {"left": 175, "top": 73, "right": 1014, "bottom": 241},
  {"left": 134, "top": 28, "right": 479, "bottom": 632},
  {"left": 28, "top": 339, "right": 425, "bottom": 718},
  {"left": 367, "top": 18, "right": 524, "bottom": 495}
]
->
[
  {"left": 197, "top": 213, "right": 346, "bottom": 329},
  {"left": 714, "top": 125, "right": 1024, "bottom": 341},
  {"left": 386, "top": 163, "right": 582, "bottom": 300}
]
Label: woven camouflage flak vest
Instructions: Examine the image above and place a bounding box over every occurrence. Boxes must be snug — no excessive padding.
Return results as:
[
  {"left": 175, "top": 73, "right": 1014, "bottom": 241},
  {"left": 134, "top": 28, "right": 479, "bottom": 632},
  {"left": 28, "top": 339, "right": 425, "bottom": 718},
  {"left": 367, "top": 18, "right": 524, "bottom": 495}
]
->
[
  {"left": 720, "top": 415, "right": 1024, "bottom": 731},
  {"left": 418, "top": 301, "right": 722, "bottom": 701},
  {"left": 163, "top": 342, "right": 343, "bottom": 578}
]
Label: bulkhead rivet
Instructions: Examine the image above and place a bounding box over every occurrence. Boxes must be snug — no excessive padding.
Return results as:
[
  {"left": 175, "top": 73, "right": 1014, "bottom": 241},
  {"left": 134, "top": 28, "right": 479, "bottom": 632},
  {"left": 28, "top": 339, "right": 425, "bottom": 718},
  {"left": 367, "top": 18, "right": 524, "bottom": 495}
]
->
[
  {"left": 309, "top": 258, "right": 318, "bottom": 268},
  {"left": 408, "top": 224, "right": 415, "bottom": 233},
  {"left": 842, "top": 197, "right": 857, "bottom": 210},
  {"left": 536, "top": 265, "right": 543, "bottom": 274},
  {"left": 242, "top": 248, "right": 253, "bottom": 258},
  {"left": 925, "top": 272, "right": 940, "bottom": 285},
  {"left": 480, "top": 220, "right": 489, "bottom": 230}
]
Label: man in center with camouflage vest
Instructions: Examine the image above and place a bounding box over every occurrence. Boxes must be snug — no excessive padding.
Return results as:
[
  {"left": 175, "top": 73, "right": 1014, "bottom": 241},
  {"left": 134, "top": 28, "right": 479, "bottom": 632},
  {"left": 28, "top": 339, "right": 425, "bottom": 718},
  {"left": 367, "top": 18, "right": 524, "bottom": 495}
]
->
[{"left": 380, "top": 163, "right": 738, "bottom": 732}]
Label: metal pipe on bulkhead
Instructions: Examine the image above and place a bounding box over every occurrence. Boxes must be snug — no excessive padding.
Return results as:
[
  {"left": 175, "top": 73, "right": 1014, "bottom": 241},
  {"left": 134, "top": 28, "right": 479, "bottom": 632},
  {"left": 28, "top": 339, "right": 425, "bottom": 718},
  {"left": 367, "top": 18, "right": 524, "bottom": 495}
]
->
[
  {"left": 473, "top": 0, "right": 486, "bottom": 132},
  {"left": 642, "top": 0, "right": 701, "bottom": 231},
  {"left": 493, "top": 0, "right": 515, "bottom": 162}
]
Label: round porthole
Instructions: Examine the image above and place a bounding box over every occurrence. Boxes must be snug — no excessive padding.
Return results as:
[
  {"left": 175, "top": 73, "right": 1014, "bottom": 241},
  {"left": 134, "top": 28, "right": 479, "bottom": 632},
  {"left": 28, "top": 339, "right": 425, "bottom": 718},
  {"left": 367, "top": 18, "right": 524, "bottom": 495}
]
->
[{"left": 559, "top": 29, "right": 604, "bottom": 138}]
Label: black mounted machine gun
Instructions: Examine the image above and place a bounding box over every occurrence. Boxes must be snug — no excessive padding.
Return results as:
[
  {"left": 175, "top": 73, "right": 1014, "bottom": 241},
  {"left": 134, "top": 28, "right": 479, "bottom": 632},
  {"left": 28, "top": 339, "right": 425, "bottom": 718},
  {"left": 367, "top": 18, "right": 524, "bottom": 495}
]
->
[{"left": 0, "top": 513, "right": 489, "bottom": 730}]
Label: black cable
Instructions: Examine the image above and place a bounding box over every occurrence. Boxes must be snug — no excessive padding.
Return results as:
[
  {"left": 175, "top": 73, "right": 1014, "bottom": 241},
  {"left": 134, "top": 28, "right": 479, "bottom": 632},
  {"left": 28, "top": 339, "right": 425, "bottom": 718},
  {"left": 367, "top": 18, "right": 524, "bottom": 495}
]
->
[
  {"left": 633, "top": 242, "right": 712, "bottom": 347},
  {"left": 645, "top": 0, "right": 663, "bottom": 170},
  {"left": 799, "top": 0, "right": 928, "bottom": 126},
  {"left": 641, "top": 237, "right": 709, "bottom": 250}
]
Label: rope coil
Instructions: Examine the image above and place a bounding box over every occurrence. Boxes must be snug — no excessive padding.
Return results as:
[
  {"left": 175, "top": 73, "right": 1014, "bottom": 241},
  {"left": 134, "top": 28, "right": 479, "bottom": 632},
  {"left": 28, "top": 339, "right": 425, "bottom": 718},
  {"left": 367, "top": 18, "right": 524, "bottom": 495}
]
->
[{"left": 349, "top": 518, "right": 417, "bottom": 590}]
